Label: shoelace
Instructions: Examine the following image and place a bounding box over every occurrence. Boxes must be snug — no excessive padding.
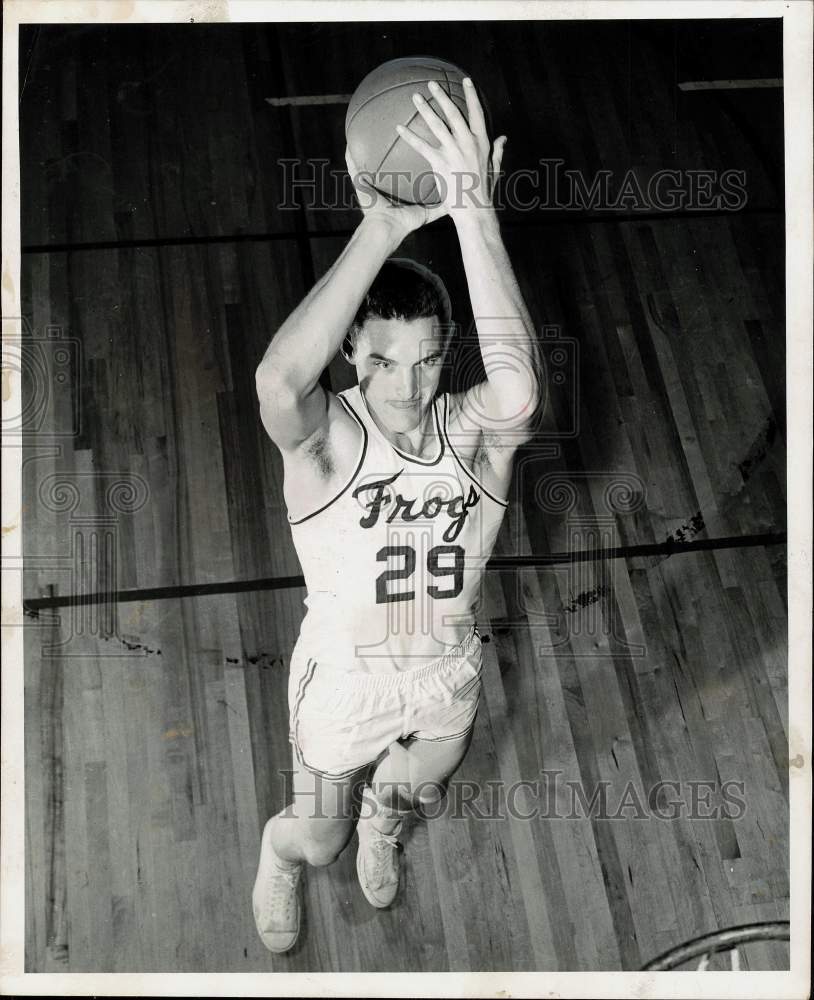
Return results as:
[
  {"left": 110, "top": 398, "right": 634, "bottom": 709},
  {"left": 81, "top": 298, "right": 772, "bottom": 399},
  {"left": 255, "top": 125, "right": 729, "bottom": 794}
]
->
[
  {"left": 369, "top": 829, "right": 400, "bottom": 882},
  {"left": 265, "top": 864, "right": 301, "bottom": 921}
]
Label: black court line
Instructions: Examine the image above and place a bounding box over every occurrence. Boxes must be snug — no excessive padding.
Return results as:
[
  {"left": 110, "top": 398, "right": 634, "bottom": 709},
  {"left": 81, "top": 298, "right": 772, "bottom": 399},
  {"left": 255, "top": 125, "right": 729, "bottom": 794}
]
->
[
  {"left": 20, "top": 207, "right": 782, "bottom": 256},
  {"left": 22, "top": 531, "right": 786, "bottom": 612}
]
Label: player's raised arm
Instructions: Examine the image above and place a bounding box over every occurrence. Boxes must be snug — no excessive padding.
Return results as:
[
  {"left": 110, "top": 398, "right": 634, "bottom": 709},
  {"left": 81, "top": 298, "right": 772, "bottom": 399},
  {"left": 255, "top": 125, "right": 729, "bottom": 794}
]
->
[
  {"left": 396, "top": 79, "right": 543, "bottom": 437},
  {"left": 453, "top": 199, "right": 542, "bottom": 437},
  {"left": 255, "top": 150, "right": 446, "bottom": 452}
]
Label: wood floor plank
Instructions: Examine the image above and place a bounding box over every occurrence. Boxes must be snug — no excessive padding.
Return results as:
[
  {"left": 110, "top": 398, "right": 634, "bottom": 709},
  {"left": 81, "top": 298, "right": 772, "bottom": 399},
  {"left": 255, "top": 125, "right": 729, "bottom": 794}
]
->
[
  {"left": 21, "top": 18, "right": 788, "bottom": 976},
  {"left": 21, "top": 210, "right": 785, "bottom": 590},
  {"left": 486, "top": 511, "right": 622, "bottom": 969},
  {"left": 24, "top": 536, "right": 789, "bottom": 972}
]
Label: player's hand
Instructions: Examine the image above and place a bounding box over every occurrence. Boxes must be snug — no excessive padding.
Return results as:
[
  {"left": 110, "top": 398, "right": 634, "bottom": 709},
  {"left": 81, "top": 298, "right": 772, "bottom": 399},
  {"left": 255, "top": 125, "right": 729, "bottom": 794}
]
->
[
  {"left": 395, "top": 78, "right": 506, "bottom": 227},
  {"left": 345, "top": 146, "right": 448, "bottom": 237}
]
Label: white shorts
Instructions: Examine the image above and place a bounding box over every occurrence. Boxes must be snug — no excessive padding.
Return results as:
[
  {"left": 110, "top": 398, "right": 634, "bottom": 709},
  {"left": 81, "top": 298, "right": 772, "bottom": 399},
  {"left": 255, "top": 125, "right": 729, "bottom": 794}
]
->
[{"left": 288, "top": 624, "right": 483, "bottom": 780}]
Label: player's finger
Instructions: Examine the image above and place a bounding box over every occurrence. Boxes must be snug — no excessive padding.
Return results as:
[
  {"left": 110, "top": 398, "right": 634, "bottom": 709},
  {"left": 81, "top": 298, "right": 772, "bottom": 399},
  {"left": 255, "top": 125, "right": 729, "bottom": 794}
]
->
[
  {"left": 411, "top": 92, "right": 455, "bottom": 150},
  {"left": 427, "top": 80, "right": 473, "bottom": 144},
  {"left": 462, "top": 77, "right": 489, "bottom": 148},
  {"left": 396, "top": 122, "right": 440, "bottom": 164},
  {"left": 491, "top": 135, "right": 507, "bottom": 177}
]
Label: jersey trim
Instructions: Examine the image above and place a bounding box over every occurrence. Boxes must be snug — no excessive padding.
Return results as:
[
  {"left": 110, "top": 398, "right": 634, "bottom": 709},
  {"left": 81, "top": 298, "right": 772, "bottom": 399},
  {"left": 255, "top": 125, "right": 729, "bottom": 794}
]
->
[
  {"left": 441, "top": 393, "right": 510, "bottom": 508},
  {"left": 286, "top": 393, "right": 368, "bottom": 525},
  {"left": 357, "top": 384, "right": 446, "bottom": 467}
]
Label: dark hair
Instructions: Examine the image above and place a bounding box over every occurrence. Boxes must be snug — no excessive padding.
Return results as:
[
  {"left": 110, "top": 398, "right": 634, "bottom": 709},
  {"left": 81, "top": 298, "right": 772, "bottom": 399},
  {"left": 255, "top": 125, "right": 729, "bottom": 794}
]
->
[{"left": 342, "top": 258, "right": 453, "bottom": 357}]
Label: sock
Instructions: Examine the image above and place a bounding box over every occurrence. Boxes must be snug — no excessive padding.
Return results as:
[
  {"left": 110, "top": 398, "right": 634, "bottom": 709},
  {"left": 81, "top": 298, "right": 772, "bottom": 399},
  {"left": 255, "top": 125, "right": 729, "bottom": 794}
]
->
[{"left": 361, "top": 783, "right": 412, "bottom": 836}]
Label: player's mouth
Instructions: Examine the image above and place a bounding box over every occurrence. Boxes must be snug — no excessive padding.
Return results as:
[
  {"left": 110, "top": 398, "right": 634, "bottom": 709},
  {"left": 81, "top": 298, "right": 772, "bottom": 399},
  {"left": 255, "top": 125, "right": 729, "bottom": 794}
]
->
[{"left": 388, "top": 400, "right": 420, "bottom": 409}]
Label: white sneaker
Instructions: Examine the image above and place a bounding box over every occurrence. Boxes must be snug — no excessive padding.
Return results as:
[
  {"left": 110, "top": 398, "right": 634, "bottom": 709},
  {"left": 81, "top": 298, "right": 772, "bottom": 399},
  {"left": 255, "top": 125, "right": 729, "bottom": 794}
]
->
[
  {"left": 252, "top": 819, "right": 302, "bottom": 953},
  {"left": 356, "top": 813, "right": 402, "bottom": 908}
]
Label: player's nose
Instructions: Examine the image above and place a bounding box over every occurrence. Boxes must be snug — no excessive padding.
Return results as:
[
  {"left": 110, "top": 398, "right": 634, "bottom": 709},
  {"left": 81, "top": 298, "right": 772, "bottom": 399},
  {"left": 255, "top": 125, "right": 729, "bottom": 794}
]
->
[{"left": 397, "top": 368, "right": 418, "bottom": 399}]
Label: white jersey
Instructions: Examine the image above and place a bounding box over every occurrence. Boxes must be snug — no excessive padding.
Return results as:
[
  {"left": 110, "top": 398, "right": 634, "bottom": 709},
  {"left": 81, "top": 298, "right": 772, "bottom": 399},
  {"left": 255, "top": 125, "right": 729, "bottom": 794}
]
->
[{"left": 288, "top": 383, "right": 508, "bottom": 673}]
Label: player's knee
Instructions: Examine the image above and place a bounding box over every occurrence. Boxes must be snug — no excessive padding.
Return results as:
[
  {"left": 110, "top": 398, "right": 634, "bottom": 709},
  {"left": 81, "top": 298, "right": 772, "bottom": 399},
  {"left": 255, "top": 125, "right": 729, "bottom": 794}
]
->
[
  {"left": 413, "top": 778, "right": 447, "bottom": 808},
  {"left": 301, "top": 840, "right": 342, "bottom": 867},
  {"left": 300, "top": 825, "right": 351, "bottom": 867}
]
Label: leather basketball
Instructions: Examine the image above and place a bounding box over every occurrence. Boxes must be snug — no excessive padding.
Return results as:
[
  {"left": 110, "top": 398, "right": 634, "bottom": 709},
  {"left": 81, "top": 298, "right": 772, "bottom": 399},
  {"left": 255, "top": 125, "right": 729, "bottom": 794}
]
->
[{"left": 345, "top": 56, "right": 489, "bottom": 207}]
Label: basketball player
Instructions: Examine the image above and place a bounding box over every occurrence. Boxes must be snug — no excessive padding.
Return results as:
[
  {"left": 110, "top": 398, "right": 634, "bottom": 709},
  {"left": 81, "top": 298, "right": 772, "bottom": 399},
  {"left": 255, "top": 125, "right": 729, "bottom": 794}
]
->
[{"left": 252, "top": 78, "right": 542, "bottom": 952}]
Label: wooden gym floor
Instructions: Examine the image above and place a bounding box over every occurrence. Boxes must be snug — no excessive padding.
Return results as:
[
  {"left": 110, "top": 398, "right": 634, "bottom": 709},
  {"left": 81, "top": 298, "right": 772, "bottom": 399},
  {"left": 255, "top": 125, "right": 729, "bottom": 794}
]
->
[{"left": 20, "top": 21, "right": 788, "bottom": 971}]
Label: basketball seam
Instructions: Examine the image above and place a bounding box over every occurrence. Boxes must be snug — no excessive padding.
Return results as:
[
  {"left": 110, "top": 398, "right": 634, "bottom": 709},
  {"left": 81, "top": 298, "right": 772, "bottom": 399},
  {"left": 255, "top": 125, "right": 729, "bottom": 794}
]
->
[
  {"left": 353, "top": 71, "right": 464, "bottom": 206},
  {"left": 347, "top": 78, "right": 466, "bottom": 136},
  {"left": 374, "top": 80, "right": 462, "bottom": 204},
  {"left": 374, "top": 106, "right": 422, "bottom": 178},
  {"left": 376, "top": 104, "right": 438, "bottom": 206},
  {"left": 345, "top": 75, "right": 465, "bottom": 133}
]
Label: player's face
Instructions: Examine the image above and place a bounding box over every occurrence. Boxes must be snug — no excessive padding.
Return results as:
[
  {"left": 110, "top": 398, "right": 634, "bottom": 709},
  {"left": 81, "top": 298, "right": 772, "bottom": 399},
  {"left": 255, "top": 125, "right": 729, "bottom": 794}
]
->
[{"left": 353, "top": 316, "right": 448, "bottom": 431}]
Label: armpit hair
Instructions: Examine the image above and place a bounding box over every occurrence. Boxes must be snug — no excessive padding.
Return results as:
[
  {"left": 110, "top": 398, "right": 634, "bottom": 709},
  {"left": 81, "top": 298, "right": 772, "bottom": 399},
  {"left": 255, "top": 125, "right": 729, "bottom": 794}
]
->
[
  {"left": 304, "top": 429, "right": 335, "bottom": 477},
  {"left": 480, "top": 431, "right": 506, "bottom": 455}
]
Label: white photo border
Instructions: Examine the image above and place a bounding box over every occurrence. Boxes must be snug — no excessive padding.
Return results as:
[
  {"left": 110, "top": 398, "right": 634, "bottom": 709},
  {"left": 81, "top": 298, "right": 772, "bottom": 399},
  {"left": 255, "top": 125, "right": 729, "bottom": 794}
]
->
[{"left": 2, "top": 2, "right": 811, "bottom": 997}]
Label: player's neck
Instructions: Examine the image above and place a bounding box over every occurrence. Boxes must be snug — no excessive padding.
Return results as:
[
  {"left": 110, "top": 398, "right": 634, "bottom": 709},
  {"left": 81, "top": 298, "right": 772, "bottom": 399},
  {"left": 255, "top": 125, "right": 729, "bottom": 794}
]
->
[{"left": 362, "top": 389, "right": 437, "bottom": 459}]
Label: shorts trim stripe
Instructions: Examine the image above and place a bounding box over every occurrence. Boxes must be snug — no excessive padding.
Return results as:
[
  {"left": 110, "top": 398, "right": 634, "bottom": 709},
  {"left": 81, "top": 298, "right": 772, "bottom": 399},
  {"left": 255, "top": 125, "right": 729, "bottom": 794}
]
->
[
  {"left": 290, "top": 657, "right": 317, "bottom": 748},
  {"left": 290, "top": 658, "right": 376, "bottom": 779},
  {"left": 292, "top": 740, "right": 372, "bottom": 781},
  {"left": 289, "top": 628, "right": 483, "bottom": 776},
  {"left": 409, "top": 712, "right": 479, "bottom": 743},
  {"left": 292, "top": 657, "right": 317, "bottom": 718}
]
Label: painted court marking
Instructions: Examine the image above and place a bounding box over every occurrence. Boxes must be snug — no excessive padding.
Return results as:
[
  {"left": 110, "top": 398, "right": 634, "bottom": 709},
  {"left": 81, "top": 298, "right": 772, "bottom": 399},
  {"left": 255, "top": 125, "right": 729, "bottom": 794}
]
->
[
  {"left": 265, "top": 94, "right": 353, "bottom": 106},
  {"left": 678, "top": 78, "right": 783, "bottom": 91}
]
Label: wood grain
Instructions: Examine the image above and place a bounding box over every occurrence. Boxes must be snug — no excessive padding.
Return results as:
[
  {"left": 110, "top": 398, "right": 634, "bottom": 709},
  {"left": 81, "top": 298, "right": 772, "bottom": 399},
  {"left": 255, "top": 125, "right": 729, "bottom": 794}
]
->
[
  {"left": 20, "top": 19, "right": 788, "bottom": 974},
  {"left": 24, "top": 540, "right": 788, "bottom": 971}
]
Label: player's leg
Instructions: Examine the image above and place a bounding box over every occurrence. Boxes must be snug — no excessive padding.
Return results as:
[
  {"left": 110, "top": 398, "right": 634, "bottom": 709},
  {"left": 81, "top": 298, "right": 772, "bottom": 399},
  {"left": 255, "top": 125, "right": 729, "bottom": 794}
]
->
[
  {"left": 367, "top": 726, "right": 475, "bottom": 826},
  {"left": 355, "top": 628, "right": 482, "bottom": 908},
  {"left": 269, "top": 758, "right": 367, "bottom": 865},
  {"left": 355, "top": 730, "right": 475, "bottom": 908},
  {"left": 253, "top": 760, "right": 367, "bottom": 953}
]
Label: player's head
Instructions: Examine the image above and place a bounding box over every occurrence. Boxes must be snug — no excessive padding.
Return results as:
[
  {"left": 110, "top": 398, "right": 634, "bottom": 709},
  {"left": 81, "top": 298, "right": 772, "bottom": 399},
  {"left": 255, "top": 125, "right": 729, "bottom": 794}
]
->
[{"left": 341, "top": 258, "right": 454, "bottom": 431}]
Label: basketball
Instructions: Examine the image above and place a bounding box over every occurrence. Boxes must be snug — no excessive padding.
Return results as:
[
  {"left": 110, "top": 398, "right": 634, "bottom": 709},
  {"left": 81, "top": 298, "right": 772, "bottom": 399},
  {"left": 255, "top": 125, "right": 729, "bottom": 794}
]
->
[{"left": 345, "top": 56, "right": 490, "bottom": 207}]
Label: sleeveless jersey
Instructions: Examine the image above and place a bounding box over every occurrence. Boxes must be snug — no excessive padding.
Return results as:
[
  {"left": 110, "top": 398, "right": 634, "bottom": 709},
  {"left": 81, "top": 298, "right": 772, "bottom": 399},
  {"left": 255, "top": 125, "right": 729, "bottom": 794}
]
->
[{"left": 287, "top": 384, "right": 509, "bottom": 674}]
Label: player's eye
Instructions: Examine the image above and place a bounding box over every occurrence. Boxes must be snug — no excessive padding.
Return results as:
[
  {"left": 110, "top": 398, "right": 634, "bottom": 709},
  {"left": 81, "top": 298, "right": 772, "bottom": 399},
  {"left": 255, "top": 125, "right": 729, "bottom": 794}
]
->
[
  {"left": 421, "top": 356, "right": 441, "bottom": 366},
  {"left": 373, "top": 360, "right": 391, "bottom": 369}
]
